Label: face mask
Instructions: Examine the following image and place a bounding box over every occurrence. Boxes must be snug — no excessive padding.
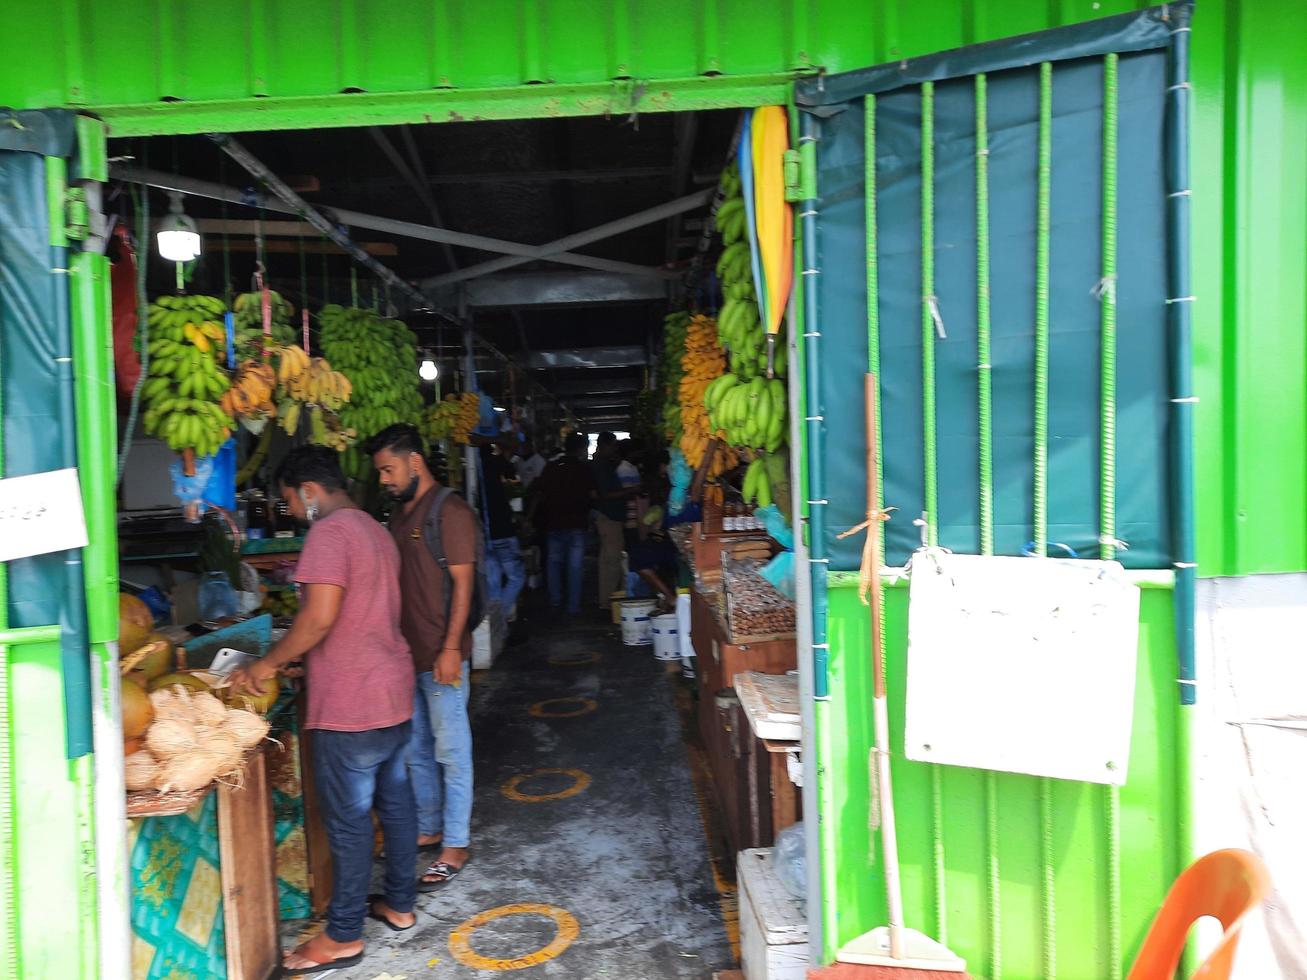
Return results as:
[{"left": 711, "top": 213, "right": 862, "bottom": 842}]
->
[{"left": 299, "top": 489, "right": 319, "bottom": 523}]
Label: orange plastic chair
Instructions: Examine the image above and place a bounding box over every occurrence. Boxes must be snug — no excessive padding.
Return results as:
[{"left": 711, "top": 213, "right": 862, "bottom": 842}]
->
[{"left": 1126, "top": 848, "right": 1271, "bottom": 980}]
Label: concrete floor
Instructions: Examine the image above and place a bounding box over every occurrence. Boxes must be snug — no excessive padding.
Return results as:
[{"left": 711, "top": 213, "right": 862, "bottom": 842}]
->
[{"left": 283, "top": 607, "right": 735, "bottom": 979}]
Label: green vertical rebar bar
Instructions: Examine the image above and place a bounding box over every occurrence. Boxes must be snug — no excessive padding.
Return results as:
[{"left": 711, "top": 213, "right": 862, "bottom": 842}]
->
[
  {"left": 921, "top": 80, "right": 939, "bottom": 546},
  {"left": 1035, "top": 60, "right": 1056, "bottom": 980},
  {"left": 977, "top": 73, "right": 994, "bottom": 557},
  {"left": 975, "top": 70, "right": 1002, "bottom": 980},
  {"left": 1099, "top": 51, "right": 1123, "bottom": 980}
]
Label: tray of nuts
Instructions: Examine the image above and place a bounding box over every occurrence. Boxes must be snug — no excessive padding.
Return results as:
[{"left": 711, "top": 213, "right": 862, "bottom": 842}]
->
[{"left": 722, "top": 555, "right": 797, "bottom": 642}]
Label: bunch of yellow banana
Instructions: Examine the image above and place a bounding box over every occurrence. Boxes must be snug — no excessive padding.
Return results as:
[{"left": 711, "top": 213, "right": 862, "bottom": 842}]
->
[
  {"left": 146, "top": 294, "right": 228, "bottom": 353},
  {"left": 677, "top": 313, "right": 729, "bottom": 471},
  {"left": 275, "top": 344, "right": 311, "bottom": 385},
  {"left": 423, "top": 392, "right": 480, "bottom": 444},
  {"left": 278, "top": 350, "right": 353, "bottom": 410},
  {"left": 220, "top": 359, "right": 277, "bottom": 420}
]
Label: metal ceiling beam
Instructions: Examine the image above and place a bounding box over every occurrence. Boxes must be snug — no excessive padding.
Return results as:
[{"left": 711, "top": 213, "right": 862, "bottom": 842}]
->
[
  {"left": 209, "top": 133, "right": 428, "bottom": 308},
  {"left": 665, "top": 113, "right": 700, "bottom": 265},
  {"left": 450, "top": 271, "right": 666, "bottom": 309},
  {"left": 551, "top": 380, "right": 642, "bottom": 397},
  {"left": 110, "top": 164, "right": 670, "bottom": 280},
  {"left": 525, "top": 346, "right": 647, "bottom": 370},
  {"left": 368, "top": 125, "right": 460, "bottom": 274},
  {"left": 420, "top": 188, "right": 714, "bottom": 289},
  {"left": 568, "top": 396, "right": 637, "bottom": 410}
]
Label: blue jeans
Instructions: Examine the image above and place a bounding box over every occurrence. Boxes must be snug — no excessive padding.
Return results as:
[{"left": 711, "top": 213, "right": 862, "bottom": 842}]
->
[
  {"left": 312, "top": 721, "right": 416, "bottom": 943},
  {"left": 547, "top": 528, "right": 586, "bottom": 614},
  {"left": 486, "top": 536, "right": 526, "bottom": 612},
  {"left": 406, "top": 663, "right": 473, "bottom": 848}
]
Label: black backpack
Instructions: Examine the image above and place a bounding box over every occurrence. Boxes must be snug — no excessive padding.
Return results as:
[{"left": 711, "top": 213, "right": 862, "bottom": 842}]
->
[{"left": 421, "top": 487, "right": 489, "bottom": 635}]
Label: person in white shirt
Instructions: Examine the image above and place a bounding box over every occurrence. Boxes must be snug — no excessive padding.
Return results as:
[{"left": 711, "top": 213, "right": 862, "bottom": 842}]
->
[{"left": 514, "top": 438, "right": 546, "bottom": 489}]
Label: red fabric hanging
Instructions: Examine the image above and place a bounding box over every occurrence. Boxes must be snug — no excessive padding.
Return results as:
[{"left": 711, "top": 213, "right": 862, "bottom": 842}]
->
[{"left": 110, "top": 225, "right": 142, "bottom": 397}]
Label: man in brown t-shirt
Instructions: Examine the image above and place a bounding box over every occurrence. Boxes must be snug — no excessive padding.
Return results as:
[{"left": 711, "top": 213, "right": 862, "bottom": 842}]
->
[{"left": 366, "top": 424, "right": 477, "bottom": 891}]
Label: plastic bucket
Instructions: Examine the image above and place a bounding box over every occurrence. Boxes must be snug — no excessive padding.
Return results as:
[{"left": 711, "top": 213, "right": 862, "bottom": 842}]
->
[
  {"left": 619, "top": 599, "right": 655, "bottom": 646},
  {"left": 609, "top": 591, "right": 627, "bottom": 625},
  {"left": 650, "top": 613, "right": 680, "bottom": 661}
]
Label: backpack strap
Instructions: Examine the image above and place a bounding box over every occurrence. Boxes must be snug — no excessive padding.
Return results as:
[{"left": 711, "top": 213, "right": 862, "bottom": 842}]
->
[{"left": 422, "top": 486, "right": 456, "bottom": 570}]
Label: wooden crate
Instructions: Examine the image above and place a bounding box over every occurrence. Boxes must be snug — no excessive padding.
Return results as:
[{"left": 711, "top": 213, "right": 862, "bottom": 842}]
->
[{"left": 739, "top": 848, "right": 809, "bottom": 980}]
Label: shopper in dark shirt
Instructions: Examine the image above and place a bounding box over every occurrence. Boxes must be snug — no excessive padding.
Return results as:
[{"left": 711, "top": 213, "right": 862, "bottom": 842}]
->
[
  {"left": 591, "top": 431, "right": 631, "bottom": 615},
  {"left": 479, "top": 441, "right": 526, "bottom": 621},
  {"left": 527, "top": 433, "right": 596, "bottom": 616}
]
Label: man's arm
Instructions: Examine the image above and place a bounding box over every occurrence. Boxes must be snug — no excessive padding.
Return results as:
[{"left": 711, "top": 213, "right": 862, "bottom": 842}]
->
[
  {"left": 434, "top": 563, "right": 475, "bottom": 684},
  {"left": 229, "top": 583, "right": 343, "bottom": 694}
]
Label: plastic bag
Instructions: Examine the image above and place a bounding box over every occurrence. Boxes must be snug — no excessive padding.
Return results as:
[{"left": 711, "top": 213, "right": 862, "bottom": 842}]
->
[
  {"left": 197, "top": 570, "right": 240, "bottom": 623},
  {"left": 754, "top": 503, "right": 794, "bottom": 549},
  {"left": 773, "top": 821, "right": 806, "bottom": 902},
  {"left": 760, "top": 550, "right": 796, "bottom": 599},
  {"left": 668, "top": 449, "right": 692, "bottom": 515}
]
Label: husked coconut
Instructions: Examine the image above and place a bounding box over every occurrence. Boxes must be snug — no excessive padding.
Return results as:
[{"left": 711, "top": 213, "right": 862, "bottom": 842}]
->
[
  {"left": 156, "top": 751, "right": 228, "bottom": 793},
  {"left": 189, "top": 691, "right": 229, "bottom": 727},
  {"left": 146, "top": 718, "right": 199, "bottom": 759},
  {"left": 124, "top": 750, "right": 160, "bottom": 791},
  {"left": 224, "top": 709, "right": 271, "bottom": 749}
]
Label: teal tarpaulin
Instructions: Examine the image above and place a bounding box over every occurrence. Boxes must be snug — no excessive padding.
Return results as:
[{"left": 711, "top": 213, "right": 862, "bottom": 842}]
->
[{"left": 803, "top": 49, "right": 1171, "bottom": 570}]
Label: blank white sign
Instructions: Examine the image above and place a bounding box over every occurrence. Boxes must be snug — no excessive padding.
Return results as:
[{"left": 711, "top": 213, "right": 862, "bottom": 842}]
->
[
  {"left": 0, "top": 468, "right": 89, "bottom": 562},
  {"left": 904, "top": 551, "right": 1140, "bottom": 785}
]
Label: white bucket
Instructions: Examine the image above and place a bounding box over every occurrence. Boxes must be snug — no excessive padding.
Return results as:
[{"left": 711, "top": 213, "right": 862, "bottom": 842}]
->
[
  {"left": 650, "top": 613, "right": 680, "bottom": 661},
  {"left": 620, "top": 599, "right": 656, "bottom": 646}
]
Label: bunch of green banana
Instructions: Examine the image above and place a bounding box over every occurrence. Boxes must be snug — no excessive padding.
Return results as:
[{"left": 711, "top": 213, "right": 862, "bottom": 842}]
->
[
  {"left": 703, "top": 373, "right": 787, "bottom": 451},
  {"left": 741, "top": 451, "right": 790, "bottom": 509},
  {"left": 146, "top": 293, "right": 229, "bottom": 353},
  {"left": 318, "top": 305, "right": 424, "bottom": 479},
  {"left": 660, "top": 311, "right": 690, "bottom": 439},
  {"left": 139, "top": 359, "right": 233, "bottom": 457},
  {"left": 233, "top": 290, "right": 297, "bottom": 359}
]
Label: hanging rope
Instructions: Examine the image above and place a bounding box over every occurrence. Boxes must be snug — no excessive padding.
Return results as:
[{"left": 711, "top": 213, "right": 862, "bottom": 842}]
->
[{"left": 117, "top": 147, "right": 151, "bottom": 484}]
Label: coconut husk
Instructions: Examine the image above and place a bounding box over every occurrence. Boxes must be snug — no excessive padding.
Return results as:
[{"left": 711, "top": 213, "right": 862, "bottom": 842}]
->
[
  {"left": 125, "top": 750, "right": 160, "bottom": 791},
  {"left": 146, "top": 717, "right": 199, "bottom": 759},
  {"left": 224, "top": 708, "right": 272, "bottom": 750},
  {"left": 156, "top": 749, "right": 229, "bottom": 793},
  {"left": 189, "top": 691, "right": 229, "bottom": 727}
]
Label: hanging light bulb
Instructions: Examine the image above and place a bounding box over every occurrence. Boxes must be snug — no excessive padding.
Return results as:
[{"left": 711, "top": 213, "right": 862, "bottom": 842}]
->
[
  {"left": 156, "top": 191, "right": 202, "bottom": 261},
  {"left": 418, "top": 358, "right": 439, "bottom": 381}
]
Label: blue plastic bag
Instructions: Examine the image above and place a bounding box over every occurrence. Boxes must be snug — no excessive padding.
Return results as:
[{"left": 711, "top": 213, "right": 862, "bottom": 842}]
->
[
  {"left": 760, "top": 550, "right": 796, "bottom": 599},
  {"left": 754, "top": 504, "right": 794, "bottom": 549},
  {"left": 198, "top": 570, "right": 240, "bottom": 622}
]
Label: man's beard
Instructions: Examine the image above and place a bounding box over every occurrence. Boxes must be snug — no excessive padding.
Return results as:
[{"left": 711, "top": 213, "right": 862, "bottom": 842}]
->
[{"left": 389, "top": 473, "right": 420, "bottom": 503}]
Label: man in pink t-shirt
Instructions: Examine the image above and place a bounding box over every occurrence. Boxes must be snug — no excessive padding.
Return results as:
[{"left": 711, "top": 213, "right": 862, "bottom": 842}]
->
[{"left": 229, "top": 446, "right": 417, "bottom": 974}]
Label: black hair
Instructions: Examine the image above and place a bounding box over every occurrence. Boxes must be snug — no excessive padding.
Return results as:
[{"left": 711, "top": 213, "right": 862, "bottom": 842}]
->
[
  {"left": 597, "top": 431, "right": 617, "bottom": 446},
  {"left": 275, "top": 445, "right": 347, "bottom": 492},
  {"left": 363, "top": 423, "right": 426, "bottom": 459},
  {"left": 564, "top": 432, "right": 587, "bottom": 455}
]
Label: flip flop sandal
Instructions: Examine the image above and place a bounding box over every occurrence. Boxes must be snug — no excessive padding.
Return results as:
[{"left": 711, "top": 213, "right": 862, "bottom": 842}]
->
[
  {"left": 273, "top": 947, "right": 364, "bottom": 978},
  {"left": 417, "top": 858, "right": 469, "bottom": 892},
  {"left": 366, "top": 894, "right": 415, "bottom": 933}
]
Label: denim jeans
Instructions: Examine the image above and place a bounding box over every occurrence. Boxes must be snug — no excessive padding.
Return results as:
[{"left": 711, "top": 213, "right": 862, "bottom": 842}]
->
[
  {"left": 312, "top": 721, "right": 416, "bottom": 943},
  {"left": 486, "top": 536, "right": 526, "bottom": 612},
  {"left": 406, "top": 662, "right": 473, "bottom": 848},
  {"left": 546, "top": 528, "right": 586, "bottom": 614}
]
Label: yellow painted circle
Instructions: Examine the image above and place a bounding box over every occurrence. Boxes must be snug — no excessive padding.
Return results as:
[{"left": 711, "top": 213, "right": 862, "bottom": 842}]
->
[
  {"left": 547, "top": 650, "right": 600, "bottom": 667},
  {"left": 528, "top": 696, "right": 597, "bottom": 719},
  {"left": 448, "top": 903, "right": 580, "bottom": 972},
  {"left": 500, "top": 768, "right": 592, "bottom": 803}
]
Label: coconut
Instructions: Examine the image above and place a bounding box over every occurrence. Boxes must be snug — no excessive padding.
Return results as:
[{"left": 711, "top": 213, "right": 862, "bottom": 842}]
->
[
  {"left": 124, "top": 750, "right": 160, "bottom": 792},
  {"left": 148, "top": 672, "right": 213, "bottom": 696},
  {"left": 224, "top": 678, "right": 280, "bottom": 715},
  {"left": 189, "top": 691, "right": 229, "bottom": 727},
  {"left": 124, "top": 633, "right": 175, "bottom": 687},
  {"left": 224, "top": 709, "right": 271, "bottom": 749},
  {"left": 118, "top": 593, "right": 154, "bottom": 655},
  {"left": 122, "top": 680, "right": 155, "bottom": 739},
  {"left": 156, "top": 751, "right": 228, "bottom": 793},
  {"left": 146, "top": 717, "right": 199, "bottom": 759},
  {"left": 194, "top": 726, "right": 244, "bottom": 774}
]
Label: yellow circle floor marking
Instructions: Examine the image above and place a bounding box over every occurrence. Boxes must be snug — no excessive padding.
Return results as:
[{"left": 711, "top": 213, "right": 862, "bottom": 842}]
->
[
  {"left": 448, "top": 903, "right": 580, "bottom": 972},
  {"left": 500, "top": 768, "right": 592, "bottom": 803},
  {"left": 547, "top": 650, "right": 600, "bottom": 667},
  {"left": 528, "top": 696, "right": 597, "bottom": 719}
]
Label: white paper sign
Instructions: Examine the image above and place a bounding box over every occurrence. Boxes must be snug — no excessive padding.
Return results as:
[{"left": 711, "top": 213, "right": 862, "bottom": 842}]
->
[
  {"left": 0, "top": 468, "right": 90, "bottom": 562},
  {"left": 904, "top": 551, "right": 1140, "bottom": 785}
]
